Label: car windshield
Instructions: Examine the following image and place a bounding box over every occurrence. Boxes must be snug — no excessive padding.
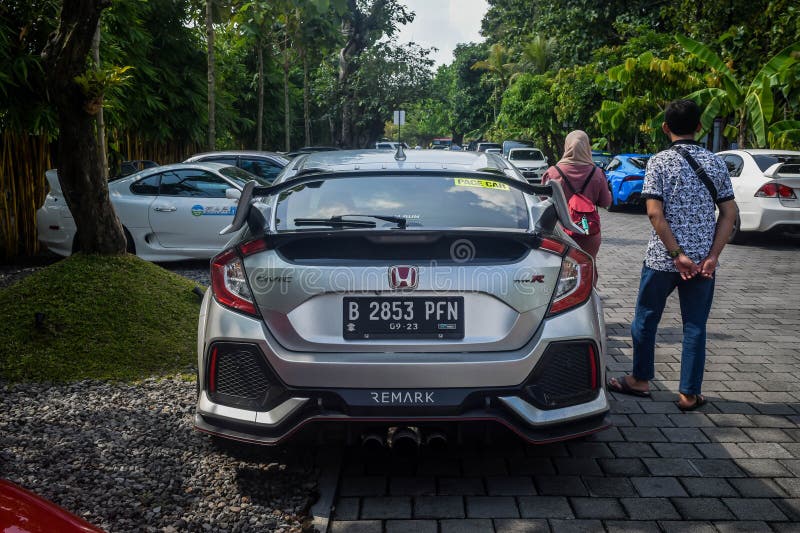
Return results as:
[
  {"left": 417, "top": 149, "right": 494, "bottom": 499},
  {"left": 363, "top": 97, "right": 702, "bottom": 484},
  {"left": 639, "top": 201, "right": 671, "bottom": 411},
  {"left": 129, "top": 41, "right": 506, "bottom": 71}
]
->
[
  {"left": 752, "top": 154, "right": 800, "bottom": 172},
  {"left": 510, "top": 150, "right": 544, "bottom": 161},
  {"left": 627, "top": 157, "right": 650, "bottom": 169},
  {"left": 274, "top": 175, "right": 529, "bottom": 231},
  {"left": 219, "top": 166, "right": 271, "bottom": 187}
]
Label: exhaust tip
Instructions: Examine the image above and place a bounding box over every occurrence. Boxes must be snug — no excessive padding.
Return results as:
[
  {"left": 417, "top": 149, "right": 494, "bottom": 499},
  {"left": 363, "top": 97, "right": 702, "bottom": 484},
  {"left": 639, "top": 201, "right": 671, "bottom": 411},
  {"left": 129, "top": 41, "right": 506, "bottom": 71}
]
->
[
  {"left": 361, "top": 432, "right": 386, "bottom": 454},
  {"left": 389, "top": 426, "right": 421, "bottom": 457},
  {"left": 424, "top": 430, "right": 448, "bottom": 452}
]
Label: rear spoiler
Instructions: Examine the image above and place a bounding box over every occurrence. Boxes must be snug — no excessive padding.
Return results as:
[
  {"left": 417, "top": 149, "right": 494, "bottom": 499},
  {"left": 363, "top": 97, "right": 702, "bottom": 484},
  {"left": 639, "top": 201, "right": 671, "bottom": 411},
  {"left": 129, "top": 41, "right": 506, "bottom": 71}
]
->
[
  {"left": 219, "top": 171, "right": 585, "bottom": 236},
  {"left": 764, "top": 162, "right": 800, "bottom": 179}
]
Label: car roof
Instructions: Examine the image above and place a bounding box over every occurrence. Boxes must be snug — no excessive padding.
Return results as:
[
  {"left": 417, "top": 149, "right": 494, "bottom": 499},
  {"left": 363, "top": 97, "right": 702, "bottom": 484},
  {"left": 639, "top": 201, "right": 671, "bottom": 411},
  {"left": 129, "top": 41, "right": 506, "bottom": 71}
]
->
[
  {"left": 113, "top": 161, "right": 234, "bottom": 183},
  {"left": 186, "top": 150, "right": 289, "bottom": 162},
  {"left": 282, "top": 149, "right": 521, "bottom": 180}
]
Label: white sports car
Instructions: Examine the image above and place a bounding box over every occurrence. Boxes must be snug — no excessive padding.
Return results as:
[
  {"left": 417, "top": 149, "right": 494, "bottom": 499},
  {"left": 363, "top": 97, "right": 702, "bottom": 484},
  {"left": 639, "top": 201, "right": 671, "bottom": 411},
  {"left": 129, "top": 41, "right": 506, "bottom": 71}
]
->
[
  {"left": 36, "top": 163, "right": 267, "bottom": 261},
  {"left": 716, "top": 149, "right": 800, "bottom": 242}
]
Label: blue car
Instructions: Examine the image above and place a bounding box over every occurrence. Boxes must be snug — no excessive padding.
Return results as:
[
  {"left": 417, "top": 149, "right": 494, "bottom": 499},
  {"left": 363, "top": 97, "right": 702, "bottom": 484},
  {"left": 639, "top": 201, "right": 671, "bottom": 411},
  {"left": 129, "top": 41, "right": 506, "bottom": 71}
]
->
[{"left": 605, "top": 153, "right": 651, "bottom": 211}]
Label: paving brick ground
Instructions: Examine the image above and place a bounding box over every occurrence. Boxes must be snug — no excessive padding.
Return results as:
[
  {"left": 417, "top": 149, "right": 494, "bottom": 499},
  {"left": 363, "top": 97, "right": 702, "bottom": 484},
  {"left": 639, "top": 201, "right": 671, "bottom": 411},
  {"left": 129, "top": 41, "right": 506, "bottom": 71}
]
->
[{"left": 329, "top": 209, "right": 800, "bottom": 533}]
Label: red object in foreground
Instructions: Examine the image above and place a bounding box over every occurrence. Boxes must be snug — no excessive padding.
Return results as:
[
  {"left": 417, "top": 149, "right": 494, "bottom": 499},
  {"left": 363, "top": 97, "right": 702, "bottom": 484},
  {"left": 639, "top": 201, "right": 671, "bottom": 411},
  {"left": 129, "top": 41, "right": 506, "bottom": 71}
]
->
[{"left": 0, "top": 479, "right": 105, "bottom": 533}]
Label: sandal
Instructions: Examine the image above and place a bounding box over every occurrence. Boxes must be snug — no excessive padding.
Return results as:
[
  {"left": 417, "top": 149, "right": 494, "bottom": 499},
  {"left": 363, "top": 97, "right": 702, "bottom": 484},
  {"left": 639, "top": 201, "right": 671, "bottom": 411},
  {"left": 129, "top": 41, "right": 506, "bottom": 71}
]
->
[
  {"left": 677, "top": 395, "right": 707, "bottom": 412},
  {"left": 606, "top": 375, "right": 651, "bottom": 398}
]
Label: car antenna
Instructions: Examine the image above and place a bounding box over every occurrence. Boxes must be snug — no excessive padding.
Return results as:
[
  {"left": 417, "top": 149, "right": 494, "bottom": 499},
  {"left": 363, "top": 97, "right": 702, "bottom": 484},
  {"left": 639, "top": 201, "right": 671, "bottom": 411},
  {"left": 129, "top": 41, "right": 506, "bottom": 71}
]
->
[{"left": 394, "top": 143, "right": 406, "bottom": 161}]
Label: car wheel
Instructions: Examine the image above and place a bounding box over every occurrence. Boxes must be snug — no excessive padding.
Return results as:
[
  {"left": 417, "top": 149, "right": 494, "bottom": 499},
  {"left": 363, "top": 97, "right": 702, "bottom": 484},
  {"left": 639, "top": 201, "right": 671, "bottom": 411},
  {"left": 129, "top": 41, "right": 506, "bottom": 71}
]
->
[
  {"left": 728, "top": 215, "right": 747, "bottom": 244},
  {"left": 607, "top": 200, "right": 620, "bottom": 213}
]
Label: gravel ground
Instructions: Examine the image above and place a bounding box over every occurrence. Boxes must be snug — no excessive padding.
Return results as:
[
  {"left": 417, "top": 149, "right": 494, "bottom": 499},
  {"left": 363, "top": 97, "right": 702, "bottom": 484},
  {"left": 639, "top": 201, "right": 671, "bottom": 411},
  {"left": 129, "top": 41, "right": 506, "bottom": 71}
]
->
[{"left": 0, "top": 377, "right": 319, "bottom": 533}]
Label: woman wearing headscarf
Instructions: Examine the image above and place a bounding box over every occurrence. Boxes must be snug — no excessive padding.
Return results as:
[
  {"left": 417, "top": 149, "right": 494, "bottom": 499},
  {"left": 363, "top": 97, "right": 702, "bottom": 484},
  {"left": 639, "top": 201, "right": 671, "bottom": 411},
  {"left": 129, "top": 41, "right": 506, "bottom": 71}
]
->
[{"left": 541, "top": 130, "right": 612, "bottom": 260}]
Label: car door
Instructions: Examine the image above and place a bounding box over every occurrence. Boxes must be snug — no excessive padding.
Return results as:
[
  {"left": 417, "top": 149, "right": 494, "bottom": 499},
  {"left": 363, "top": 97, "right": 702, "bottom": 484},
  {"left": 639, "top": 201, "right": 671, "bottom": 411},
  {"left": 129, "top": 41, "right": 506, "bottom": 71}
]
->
[{"left": 149, "top": 168, "right": 237, "bottom": 249}]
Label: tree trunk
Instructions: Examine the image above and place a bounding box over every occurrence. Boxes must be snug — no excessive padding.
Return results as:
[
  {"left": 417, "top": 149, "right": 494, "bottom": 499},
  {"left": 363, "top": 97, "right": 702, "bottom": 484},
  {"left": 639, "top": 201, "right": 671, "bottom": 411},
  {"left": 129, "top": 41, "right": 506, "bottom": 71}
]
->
[
  {"left": 738, "top": 113, "right": 747, "bottom": 148},
  {"left": 42, "top": 0, "right": 125, "bottom": 255},
  {"left": 256, "top": 42, "right": 264, "bottom": 151},
  {"left": 206, "top": 0, "right": 216, "bottom": 151},
  {"left": 283, "top": 50, "right": 291, "bottom": 152},
  {"left": 303, "top": 51, "right": 311, "bottom": 147},
  {"left": 91, "top": 24, "right": 108, "bottom": 179}
]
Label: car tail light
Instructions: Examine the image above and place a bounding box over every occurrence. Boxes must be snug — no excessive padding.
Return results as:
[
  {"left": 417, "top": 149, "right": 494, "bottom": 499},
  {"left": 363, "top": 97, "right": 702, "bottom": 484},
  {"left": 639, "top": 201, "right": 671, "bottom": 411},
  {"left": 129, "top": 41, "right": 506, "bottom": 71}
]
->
[
  {"left": 211, "top": 248, "right": 258, "bottom": 316},
  {"left": 622, "top": 175, "right": 643, "bottom": 182},
  {"left": 547, "top": 247, "right": 594, "bottom": 316},
  {"left": 539, "top": 237, "right": 567, "bottom": 256},
  {"left": 755, "top": 182, "right": 796, "bottom": 199}
]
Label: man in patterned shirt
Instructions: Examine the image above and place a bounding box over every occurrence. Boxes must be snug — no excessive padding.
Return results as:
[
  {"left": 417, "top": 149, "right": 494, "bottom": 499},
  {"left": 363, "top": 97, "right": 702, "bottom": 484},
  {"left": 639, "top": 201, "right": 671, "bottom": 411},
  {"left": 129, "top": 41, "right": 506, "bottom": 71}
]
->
[{"left": 607, "top": 99, "right": 739, "bottom": 411}]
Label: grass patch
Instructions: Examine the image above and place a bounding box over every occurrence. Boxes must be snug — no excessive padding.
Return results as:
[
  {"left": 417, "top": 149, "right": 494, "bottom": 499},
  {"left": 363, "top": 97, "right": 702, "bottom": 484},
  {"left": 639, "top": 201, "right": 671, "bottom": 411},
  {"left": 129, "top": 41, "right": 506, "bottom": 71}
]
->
[{"left": 0, "top": 253, "right": 203, "bottom": 382}]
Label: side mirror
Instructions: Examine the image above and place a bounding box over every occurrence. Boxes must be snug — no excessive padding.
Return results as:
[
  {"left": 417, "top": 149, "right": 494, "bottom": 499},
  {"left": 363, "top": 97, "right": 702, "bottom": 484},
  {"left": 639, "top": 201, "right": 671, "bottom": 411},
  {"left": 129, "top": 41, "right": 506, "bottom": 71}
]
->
[{"left": 226, "top": 188, "right": 242, "bottom": 200}]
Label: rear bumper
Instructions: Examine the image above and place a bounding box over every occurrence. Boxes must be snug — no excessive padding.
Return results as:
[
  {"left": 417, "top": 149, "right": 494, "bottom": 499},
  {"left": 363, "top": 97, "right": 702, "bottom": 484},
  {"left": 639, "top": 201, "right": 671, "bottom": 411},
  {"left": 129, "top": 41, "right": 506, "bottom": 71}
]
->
[
  {"left": 194, "top": 392, "right": 610, "bottom": 446},
  {"left": 35, "top": 207, "right": 74, "bottom": 256},
  {"left": 741, "top": 200, "right": 800, "bottom": 232},
  {"left": 616, "top": 180, "right": 644, "bottom": 203},
  {"left": 195, "top": 292, "right": 609, "bottom": 444}
]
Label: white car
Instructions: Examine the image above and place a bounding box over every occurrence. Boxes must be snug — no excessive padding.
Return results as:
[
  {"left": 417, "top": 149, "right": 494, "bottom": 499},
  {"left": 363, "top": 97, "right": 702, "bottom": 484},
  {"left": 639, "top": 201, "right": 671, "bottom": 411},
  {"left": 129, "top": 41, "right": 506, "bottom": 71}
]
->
[
  {"left": 36, "top": 163, "right": 268, "bottom": 261},
  {"left": 716, "top": 149, "right": 800, "bottom": 242},
  {"left": 508, "top": 147, "right": 549, "bottom": 183}
]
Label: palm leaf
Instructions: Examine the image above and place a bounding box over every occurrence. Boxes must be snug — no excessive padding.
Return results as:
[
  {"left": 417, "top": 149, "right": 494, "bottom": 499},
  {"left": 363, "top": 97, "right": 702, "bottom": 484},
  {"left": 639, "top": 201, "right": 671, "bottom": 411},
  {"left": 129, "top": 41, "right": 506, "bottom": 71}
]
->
[
  {"left": 752, "top": 41, "right": 800, "bottom": 85},
  {"left": 676, "top": 35, "right": 741, "bottom": 102},
  {"left": 744, "top": 92, "right": 768, "bottom": 147}
]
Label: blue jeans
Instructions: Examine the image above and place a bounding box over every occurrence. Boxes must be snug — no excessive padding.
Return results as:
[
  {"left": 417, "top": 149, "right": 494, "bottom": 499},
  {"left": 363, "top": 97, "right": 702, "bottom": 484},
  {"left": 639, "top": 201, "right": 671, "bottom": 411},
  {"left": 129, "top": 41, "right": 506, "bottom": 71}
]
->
[{"left": 631, "top": 265, "right": 715, "bottom": 395}]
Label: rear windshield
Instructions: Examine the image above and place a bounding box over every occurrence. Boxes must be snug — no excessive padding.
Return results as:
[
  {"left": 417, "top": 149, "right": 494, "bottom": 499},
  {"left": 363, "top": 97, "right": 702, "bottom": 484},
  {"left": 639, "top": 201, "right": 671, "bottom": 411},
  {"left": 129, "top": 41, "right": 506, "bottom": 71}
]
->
[
  {"left": 509, "top": 150, "right": 544, "bottom": 161},
  {"left": 752, "top": 154, "right": 800, "bottom": 172},
  {"left": 274, "top": 176, "right": 529, "bottom": 231}
]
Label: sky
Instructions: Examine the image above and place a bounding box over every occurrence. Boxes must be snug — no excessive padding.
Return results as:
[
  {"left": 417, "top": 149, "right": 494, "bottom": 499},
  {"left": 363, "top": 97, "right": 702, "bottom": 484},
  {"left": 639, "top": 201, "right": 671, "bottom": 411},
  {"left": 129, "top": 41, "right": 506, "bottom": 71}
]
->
[{"left": 394, "top": 0, "right": 488, "bottom": 67}]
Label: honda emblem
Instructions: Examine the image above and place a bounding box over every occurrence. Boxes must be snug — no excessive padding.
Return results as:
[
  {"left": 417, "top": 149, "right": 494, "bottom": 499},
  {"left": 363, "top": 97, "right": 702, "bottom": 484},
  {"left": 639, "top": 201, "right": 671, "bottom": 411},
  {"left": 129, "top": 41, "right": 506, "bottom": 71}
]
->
[{"left": 389, "top": 266, "right": 418, "bottom": 289}]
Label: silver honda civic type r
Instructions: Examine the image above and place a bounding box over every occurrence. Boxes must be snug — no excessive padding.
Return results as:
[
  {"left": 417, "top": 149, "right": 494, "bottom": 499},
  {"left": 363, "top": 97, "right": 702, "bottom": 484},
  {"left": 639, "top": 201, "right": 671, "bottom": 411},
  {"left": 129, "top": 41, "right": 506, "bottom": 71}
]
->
[{"left": 194, "top": 149, "right": 609, "bottom": 446}]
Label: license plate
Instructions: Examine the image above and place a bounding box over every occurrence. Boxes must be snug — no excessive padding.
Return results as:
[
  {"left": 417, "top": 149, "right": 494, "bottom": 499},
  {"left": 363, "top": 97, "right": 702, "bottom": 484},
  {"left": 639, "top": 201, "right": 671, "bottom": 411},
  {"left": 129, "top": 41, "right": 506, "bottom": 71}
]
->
[{"left": 343, "top": 297, "right": 464, "bottom": 340}]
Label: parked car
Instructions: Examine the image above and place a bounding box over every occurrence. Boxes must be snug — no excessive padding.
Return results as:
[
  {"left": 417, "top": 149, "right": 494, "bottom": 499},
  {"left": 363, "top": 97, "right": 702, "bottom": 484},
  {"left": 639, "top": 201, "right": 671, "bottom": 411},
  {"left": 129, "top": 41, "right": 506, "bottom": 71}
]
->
[
  {"left": 485, "top": 147, "right": 502, "bottom": 155},
  {"left": 591, "top": 151, "right": 613, "bottom": 170},
  {"left": 503, "top": 140, "right": 536, "bottom": 158},
  {"left": 717, "top": 149, "right": 800, "bottom": 242},
  {"left": 476, "top": 142, "right": 502, "bottom": 153},
  {"left": 185, "top": 151, "right": 289, "bottom": 184},
  {"left": 0, "top": 479, "right": 104, "bottom": 532},
  {"left": 605, "top": 154, "right": 651, "bottom": 211},
  {"left": 194, "top": 149, "right": 609, "bottom": 447},
  {"left": 508, "top": 147, "right": 548, "bottom": 183},
  {"left": 37, "top": 163, "right": 268, "bottom": 261}
]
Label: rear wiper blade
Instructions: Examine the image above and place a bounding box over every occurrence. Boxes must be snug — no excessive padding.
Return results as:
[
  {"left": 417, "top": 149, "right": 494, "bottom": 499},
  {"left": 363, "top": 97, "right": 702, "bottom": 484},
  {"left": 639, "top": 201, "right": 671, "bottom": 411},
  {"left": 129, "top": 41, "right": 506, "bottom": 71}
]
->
[
  {"left": 296, "top": 214, "right": 407, "bottom": 229},
  {"left": 293, "top": 217, "right": 376, "bottom": 228},
  {"left": 340, "top": 214, "right": 407, "bottom": 228}
]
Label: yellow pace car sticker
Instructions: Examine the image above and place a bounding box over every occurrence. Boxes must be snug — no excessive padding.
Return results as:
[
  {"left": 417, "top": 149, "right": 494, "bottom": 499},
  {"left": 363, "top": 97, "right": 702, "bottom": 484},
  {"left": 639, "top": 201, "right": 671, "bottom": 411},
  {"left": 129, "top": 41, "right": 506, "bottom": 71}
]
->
[{"left": 454, "top": 177, "right": 510, "bottom": 190}]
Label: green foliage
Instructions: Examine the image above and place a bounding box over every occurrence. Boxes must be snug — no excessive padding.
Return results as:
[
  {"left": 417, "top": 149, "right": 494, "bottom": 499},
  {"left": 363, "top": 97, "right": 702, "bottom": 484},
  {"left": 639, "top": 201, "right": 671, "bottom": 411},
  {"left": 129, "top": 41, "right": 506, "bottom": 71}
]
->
[
  {"left": 678, "top": 36, "right": 800, "bottom": 147},
  {"left": 0, "top": 254, "right": 202, "bottom": 382},
  {"left": 74, "top": 65, "right": 133, "bottom": 100}
]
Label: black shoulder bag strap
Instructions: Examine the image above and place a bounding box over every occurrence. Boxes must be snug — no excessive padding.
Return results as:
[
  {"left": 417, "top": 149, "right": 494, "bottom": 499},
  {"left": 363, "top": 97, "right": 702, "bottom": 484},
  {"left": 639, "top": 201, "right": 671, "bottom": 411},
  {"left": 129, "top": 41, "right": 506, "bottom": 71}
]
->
[
  {"left": 671, "top": 145, "right": 718, "bottom": 203},
  {"left": 554, "top": 165, "right": 595, "bottom": 195},
  {"left": 553, "top": 164, "right": 577, "bottom": 194},
  {"left": 578, "top": 166, "right": 596, "bottom": 195}
]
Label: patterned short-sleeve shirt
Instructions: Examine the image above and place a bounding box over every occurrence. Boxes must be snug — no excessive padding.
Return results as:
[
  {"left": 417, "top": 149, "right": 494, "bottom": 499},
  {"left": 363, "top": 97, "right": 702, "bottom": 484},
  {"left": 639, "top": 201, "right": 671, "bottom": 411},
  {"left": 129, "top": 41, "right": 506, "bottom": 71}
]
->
[{"left": 641, "top": 140, "right": 734, "bottom": 272}]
